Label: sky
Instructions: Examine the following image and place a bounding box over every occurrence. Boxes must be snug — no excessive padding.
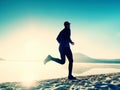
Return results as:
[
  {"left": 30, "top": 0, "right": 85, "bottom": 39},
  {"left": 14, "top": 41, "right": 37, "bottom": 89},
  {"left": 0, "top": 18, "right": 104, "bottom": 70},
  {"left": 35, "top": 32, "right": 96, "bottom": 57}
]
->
[{"left": 0, "top": 0, "right": 120, "bottom": 60}]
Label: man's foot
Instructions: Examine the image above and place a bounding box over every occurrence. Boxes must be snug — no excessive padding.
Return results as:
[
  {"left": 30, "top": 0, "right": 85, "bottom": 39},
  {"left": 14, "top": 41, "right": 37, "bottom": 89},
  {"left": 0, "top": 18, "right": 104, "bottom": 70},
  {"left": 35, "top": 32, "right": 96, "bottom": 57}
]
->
[
  {"left": 44, "top": 55, "right": 52, "bottom": 64},
  {"left": 68, "top": 75, "right": 76, "bottom": 80}
]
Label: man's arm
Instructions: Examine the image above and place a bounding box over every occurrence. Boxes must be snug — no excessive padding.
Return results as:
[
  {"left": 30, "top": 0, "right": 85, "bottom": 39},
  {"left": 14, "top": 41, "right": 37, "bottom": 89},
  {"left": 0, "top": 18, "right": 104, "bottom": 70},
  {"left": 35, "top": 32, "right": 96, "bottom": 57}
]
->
[
  {"left": 69, "top": 29, "right": 74, "bottom": 45},
  {"left": 69, "top": 38, "right": 74, "bottom": 45}
]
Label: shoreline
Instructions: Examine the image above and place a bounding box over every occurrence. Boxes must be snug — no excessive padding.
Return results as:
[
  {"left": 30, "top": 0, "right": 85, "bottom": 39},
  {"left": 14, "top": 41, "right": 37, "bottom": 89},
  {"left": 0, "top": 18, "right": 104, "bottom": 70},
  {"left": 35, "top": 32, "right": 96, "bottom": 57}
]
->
[{"left": 0, "top": 72, "right": 120, "bottom": 90}]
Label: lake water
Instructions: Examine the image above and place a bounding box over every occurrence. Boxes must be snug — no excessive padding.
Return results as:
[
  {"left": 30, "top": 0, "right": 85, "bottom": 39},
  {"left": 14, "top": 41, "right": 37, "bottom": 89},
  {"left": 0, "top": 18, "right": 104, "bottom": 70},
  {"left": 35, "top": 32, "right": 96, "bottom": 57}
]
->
[{"left": 0, "top": 61, "right": 120, "bottom": 83}]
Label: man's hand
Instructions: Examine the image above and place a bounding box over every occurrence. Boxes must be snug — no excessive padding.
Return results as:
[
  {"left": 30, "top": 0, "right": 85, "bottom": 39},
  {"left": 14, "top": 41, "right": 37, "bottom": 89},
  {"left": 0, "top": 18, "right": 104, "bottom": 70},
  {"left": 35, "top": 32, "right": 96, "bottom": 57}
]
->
[{"left": 71, "top": 42, "right": 75, "bottom": 45}]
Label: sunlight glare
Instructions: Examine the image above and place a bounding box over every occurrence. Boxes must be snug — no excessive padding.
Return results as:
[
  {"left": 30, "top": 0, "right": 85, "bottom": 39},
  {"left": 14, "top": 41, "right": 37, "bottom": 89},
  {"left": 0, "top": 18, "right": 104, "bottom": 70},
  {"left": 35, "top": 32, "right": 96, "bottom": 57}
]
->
[
  {"left": 21, "top": 62, "right": 37, "bottom": 88},
  {"left": 22, "top": 79, "right": 36, "bottom": 88}
]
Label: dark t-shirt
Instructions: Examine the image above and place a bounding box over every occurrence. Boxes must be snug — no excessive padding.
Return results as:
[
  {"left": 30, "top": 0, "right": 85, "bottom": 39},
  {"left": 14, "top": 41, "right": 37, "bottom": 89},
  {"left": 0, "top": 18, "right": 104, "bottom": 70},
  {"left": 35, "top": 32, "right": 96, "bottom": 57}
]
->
[{"left": 56, "top": 28, "right": 72, "bottom": 47}]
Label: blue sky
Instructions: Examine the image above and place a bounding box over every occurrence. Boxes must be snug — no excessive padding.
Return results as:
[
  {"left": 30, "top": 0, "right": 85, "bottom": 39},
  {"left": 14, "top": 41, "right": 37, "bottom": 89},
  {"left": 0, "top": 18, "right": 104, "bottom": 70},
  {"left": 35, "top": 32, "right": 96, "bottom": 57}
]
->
[
  {"left": 1, "top": 0, "right": 120, "bottom": 25},
  {"left": 0, "top": 0, "right": 120, "bottom": 60}
]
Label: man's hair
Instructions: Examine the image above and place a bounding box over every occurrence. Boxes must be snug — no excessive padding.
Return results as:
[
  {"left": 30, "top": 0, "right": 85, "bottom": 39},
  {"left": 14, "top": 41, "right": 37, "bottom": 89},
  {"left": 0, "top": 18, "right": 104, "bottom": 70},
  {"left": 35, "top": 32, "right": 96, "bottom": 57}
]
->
[{"left": 64, "top": 21, "right": 70, "bottom": 26}]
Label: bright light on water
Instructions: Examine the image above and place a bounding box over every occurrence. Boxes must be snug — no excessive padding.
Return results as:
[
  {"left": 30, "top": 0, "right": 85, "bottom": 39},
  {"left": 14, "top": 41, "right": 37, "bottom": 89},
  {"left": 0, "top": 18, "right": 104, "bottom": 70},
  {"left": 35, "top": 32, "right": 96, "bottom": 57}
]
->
[
  {"left": 0, "top": 61, "right": 120, "bottom": 84},
  {"left": 0, "top": 61, "right": 67, "bottom": 83}
]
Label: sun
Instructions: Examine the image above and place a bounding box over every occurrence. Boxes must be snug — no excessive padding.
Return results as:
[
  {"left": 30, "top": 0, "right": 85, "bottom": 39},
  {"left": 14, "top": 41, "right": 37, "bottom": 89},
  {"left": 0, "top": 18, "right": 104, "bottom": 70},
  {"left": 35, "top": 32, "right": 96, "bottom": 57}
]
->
[
  {"left": 0, "top": 17, "right": 59, "bottom": 61},
  {"left": 23, "top": 39, "right": 39, "bottom": 59}
]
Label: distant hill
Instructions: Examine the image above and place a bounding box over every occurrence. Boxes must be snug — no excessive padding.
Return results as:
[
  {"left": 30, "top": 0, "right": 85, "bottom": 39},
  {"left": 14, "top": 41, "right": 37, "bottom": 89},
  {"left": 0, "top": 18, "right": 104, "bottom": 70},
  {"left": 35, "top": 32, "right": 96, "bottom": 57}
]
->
[{"left": 73, "top": 53, "right": 120, "bottom": 64}]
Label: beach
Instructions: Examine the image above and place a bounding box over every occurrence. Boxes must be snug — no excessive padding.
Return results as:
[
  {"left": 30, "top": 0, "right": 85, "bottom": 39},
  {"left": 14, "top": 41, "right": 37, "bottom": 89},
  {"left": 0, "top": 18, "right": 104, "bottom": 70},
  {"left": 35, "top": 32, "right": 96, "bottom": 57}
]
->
[{"left": 0, "top": 72, "right": 120, "bottom": 90}]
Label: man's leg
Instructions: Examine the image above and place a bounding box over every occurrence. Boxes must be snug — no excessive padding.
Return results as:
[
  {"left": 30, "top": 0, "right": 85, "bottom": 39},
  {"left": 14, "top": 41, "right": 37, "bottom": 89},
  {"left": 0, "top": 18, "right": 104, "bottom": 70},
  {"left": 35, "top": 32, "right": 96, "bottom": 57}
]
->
[
  {"left": 66, "top": 48, "right": 73, "bottom": 76},
  {"left": 66, "top": 47, "right": 76, "bottom": 79},
  {"left": 44, "top": 47, "right": 65, "bottom": 64},
  {"left": 50, "top": 55, "right": 65, "bottom": 64}
]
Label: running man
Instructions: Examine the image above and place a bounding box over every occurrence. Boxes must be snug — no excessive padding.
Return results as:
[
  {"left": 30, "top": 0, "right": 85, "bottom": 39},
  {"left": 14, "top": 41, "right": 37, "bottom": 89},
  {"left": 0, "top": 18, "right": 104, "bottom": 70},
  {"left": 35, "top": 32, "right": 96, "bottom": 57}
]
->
[{"left": 44, "top": 21, "right": 76, "bottom": 80}]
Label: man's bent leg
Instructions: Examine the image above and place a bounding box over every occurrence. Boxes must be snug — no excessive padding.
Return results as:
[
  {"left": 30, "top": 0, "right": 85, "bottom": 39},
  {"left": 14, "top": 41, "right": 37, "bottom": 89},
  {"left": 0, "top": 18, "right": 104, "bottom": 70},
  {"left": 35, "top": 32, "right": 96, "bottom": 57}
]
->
[
  {"left": 51, "top": 55, "right": 65, "bottom": 64},
  {"left": 44, "top": 47, "right": 65, "bottom": 64},
  {"left": 51, "top": 46, "right": 66, "bottom": 64}
]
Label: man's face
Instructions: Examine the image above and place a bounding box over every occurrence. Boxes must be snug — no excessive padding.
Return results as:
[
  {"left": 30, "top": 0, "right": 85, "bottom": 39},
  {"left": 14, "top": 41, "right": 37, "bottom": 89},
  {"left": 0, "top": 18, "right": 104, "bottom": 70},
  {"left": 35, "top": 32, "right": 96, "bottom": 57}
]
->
[{"left": 65, "top": 24, "right": 70, "bottom": 28}]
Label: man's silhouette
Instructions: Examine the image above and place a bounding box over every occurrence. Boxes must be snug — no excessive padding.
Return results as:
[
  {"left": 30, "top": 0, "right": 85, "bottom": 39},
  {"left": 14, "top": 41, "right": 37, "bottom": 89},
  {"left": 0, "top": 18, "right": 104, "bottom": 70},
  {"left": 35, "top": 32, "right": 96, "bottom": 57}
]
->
[{"left": 44, "top": 21, "right": 76, "bottom": 80}]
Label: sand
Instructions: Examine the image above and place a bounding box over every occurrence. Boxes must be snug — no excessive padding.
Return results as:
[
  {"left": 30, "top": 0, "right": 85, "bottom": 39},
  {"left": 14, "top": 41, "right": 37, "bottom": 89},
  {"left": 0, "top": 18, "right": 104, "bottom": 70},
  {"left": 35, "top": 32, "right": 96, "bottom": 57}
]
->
[{"left": 0, "top": 72, "right": 120, "bottom": 90}]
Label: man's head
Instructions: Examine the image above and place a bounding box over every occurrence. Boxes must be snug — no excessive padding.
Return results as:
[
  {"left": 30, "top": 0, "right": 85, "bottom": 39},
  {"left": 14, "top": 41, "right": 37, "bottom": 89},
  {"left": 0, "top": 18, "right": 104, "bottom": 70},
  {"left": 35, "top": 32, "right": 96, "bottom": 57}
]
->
[{"left": 64, "top": 21, "right": 70, "bottom": 28}]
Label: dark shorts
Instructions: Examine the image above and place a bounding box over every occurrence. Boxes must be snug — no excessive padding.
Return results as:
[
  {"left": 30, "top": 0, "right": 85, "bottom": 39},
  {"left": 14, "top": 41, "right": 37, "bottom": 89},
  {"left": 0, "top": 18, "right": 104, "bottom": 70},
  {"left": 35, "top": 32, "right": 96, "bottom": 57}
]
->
[{"left": 59, "top": 46, "right": 73, "bottom": 63}]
